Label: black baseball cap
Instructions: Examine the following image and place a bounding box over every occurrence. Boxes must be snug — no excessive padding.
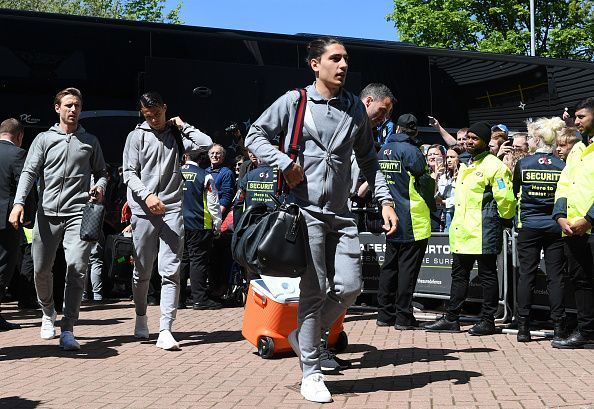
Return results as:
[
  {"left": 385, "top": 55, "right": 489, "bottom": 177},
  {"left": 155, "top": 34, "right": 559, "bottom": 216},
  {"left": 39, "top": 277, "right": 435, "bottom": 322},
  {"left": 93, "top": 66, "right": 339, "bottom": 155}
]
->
[{"left": 397, "top": 114, "right": 417, "bottom": 131}]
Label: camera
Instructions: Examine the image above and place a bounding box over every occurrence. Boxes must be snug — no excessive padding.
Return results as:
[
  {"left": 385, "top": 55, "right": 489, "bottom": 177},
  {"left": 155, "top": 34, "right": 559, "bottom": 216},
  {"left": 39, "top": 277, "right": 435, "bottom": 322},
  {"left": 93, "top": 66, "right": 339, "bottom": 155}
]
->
[
  {"left": 225, "top": 123, "right": 239, "bottom": 133},
  {"left": 428, "top": 116, "right": 436, "bottom": 126}
]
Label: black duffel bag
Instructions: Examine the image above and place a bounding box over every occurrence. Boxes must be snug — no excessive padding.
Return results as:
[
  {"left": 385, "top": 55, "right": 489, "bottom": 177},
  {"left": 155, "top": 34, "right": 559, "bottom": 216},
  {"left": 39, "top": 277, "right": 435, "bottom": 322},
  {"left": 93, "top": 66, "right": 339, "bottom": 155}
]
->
[
  {"left": 232, "top": 88, "right": 309, "bottom": 278},
  {"left": 231, "top": 198, "right": 307, "bottom": 278}
]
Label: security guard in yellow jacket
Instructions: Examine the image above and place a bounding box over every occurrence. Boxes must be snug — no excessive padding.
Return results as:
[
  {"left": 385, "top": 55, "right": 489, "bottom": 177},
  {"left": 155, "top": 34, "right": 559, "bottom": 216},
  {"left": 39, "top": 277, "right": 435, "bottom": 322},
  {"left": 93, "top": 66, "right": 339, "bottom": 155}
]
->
[
  {"left": 551, "top": 98, "right": 594, "bottom": 349},
  {"left": 425, "top": 121, "right": 515, "bottom": 335}
]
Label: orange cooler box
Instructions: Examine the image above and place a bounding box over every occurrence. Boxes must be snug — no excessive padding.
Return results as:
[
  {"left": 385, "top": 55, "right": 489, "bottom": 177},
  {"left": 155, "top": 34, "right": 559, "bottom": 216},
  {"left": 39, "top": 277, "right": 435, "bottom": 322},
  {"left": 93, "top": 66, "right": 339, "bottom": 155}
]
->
[{"left": 242, "top": 278, "right": 348, "bottom": 359}]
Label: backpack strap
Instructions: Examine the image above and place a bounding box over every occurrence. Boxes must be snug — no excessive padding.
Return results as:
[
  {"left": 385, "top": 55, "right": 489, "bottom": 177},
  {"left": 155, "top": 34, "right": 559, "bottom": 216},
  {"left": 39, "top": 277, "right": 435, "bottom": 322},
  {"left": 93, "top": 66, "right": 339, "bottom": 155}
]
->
[{"left": 277, "top": 88, "right": 307, "bottom": 196}]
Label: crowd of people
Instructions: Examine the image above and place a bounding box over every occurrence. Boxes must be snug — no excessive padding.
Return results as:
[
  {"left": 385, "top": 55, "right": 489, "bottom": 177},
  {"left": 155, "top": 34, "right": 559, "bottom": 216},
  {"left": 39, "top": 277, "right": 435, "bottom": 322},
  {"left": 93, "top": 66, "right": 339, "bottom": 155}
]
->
[{"left": 0, "top": 36, "right": 592, "bottom": 404}]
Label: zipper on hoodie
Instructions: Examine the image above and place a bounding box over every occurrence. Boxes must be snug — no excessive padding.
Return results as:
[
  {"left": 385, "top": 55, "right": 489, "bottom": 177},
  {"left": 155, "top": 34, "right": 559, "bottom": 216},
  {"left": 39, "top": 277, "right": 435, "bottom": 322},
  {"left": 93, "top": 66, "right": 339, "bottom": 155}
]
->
[
  {"left": 316, "top": 97, "right": 351, "bottom": 209},
  {"left": 319, "top": 152, "right": 331, "bottom": 207},
  {"left": 157, "top": 135, "right": 163, "bottom": 194},
  {"left": 317, "top": 123, "right": 346, "bottom": 209},
  {"left": 56, "top": 134, "right": 72, "bottom": 215}
]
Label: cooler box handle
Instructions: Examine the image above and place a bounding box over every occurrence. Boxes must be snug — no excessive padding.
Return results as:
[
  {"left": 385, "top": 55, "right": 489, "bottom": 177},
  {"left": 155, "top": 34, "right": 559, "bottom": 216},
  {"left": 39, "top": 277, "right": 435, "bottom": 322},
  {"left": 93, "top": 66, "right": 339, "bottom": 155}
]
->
[{"left": 253, "top": 288, "right": 267, "bottom": 307}]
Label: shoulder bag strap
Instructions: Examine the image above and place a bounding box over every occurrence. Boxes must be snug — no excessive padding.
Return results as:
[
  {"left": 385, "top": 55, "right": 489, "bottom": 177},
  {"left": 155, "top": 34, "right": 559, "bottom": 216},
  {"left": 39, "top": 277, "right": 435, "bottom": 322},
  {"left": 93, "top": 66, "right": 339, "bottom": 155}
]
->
[{"left": 277, "top": 88, "right": 307, "bottom": 196}]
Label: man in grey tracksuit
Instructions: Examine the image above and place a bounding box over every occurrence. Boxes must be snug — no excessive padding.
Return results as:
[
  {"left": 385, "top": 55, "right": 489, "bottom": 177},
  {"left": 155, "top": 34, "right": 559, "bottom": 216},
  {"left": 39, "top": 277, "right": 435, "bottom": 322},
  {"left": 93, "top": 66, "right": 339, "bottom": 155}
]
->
[
  {"left": 123, "top": 91, "right": 212, "bottom": 350},
  {"left": 10, "top": 87, "right": 108, "bottom": 350},
  {"left": 245, "top": 38, "right": 397, "bottom": 403}
]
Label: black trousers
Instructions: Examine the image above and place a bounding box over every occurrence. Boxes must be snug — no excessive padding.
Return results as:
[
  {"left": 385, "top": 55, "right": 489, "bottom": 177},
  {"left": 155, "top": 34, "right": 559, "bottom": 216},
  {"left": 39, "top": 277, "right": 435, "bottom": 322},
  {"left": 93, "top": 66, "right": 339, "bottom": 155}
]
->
[
  {"left": 209, "top": 234, "right": 232, "bottom": 297},
  {"left": 446, "top": 253, "right": 499, "bottom": 322},
  {"left": 564, "top": 234, "right": 594, "bottom": 335},
  {"left": 0, "top": 227, "right": 20, "bottom": 304},
  {"left": 516, "top": 230, "right": 565, "bottom": 320},
  {"left": 10, "top": 243, "right": 36, "bottom": 304},
  {"left": 180, "top": 229, "right": 213, "bottom": 304},
  {"left": 377, "top": 239, "right": 428, "bottom": 325}
]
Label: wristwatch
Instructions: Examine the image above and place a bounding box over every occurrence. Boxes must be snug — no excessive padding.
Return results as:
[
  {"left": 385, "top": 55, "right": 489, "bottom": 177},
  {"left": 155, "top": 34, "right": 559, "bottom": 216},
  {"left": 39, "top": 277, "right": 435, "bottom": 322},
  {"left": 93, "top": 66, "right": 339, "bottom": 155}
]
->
[{"left": 381, "top": 200, "right": 395, "bottom": 208}]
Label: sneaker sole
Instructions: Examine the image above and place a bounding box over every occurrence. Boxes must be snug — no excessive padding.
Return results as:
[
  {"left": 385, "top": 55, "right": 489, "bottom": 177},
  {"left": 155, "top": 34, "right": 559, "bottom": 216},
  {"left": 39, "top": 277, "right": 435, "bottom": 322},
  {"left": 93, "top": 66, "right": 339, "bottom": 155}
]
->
[
  {"left": 40, "top": 333, "right": 56, "bottom": 340},
  {"left": 300, "top": 391, "right": 334, "bottom": 403},
  {"left": 321, "top": 363, "right": 350, "bottom": 371},
  {"left": 60, "top": 344, "right": 81, "bottom": 351},
  {"left": 395, "top": 325, "right": 422, "bottom": 331},
  {"left": 551, "top": 342, "right": 594, "bottom": 349},
  {"left": 425, "top": 328, "right": 462, "bottom": 333},
  {"left": 468, "top": 329, "right": 497, "bottom": 336},
  {"left": 156, "top": 342, "right": 180, "bottom": 351},
  {"left": 321, "top": 366, "right": 341, "bottom": 372}
]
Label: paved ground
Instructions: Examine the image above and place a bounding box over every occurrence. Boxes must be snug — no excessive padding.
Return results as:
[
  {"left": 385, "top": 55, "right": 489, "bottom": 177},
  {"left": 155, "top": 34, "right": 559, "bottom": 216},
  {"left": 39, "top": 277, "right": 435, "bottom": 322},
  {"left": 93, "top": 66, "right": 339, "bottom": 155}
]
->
[{"left": 0, "top": 300, "right": 593, "bottom": 409}]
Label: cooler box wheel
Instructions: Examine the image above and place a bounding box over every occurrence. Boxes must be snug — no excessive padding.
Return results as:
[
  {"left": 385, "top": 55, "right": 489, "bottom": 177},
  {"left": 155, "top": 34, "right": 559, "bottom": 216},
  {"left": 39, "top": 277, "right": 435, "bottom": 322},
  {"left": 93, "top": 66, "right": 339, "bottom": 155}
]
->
[{"left": 257, "top": 336, "right": 275, "bottom": 359}]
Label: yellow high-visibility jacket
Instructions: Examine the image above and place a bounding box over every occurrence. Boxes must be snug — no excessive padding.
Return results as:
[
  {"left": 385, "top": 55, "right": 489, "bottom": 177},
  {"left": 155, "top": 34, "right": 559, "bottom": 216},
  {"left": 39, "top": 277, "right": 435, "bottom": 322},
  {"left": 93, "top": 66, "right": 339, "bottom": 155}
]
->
[
  {"left": 449, "top": 151, "right": 516, "bottom": 254},
  {"left": 553, "top": 142, "right": 594, "bottom": 235},
  {"left": 23, "top": 227, "right": 33, "bottom": 244}
]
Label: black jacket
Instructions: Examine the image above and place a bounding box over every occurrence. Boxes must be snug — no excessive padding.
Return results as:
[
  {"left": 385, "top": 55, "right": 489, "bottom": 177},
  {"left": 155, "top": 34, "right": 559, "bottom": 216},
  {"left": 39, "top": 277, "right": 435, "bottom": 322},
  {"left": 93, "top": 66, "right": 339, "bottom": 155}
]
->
[
  {"left": 0, "top": 140, "right": 35, "bottom": 230},
  {"left": 513, "top": 151, "right": 565, "bottom": 233}
]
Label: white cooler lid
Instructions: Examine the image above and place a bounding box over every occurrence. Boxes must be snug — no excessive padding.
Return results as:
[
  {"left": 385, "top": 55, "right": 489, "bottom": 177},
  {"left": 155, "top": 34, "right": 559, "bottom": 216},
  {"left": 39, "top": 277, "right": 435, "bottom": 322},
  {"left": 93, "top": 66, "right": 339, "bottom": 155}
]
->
[{"left": 252, "top": 275, "right": 301, "bottom": 303}]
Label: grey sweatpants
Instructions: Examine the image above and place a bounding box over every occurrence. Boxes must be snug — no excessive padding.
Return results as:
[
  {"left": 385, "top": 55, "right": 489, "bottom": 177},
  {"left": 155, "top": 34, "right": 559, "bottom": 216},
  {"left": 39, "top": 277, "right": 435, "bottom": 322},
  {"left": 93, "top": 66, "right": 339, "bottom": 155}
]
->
[
  {"left": 297, "top": 209, "right": 362, "bottom": 378},
  {"left": 33, "top": 212, "right": 92, "bottom": 332},
  {"left": 131, "top": 212, "right": 183, "bottom": 332}
]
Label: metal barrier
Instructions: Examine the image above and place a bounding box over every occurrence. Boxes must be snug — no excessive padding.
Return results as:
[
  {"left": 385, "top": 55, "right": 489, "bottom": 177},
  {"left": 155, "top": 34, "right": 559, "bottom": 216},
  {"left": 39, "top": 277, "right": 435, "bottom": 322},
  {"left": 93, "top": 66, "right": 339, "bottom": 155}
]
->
[{"left": 357, "top": 230, "right": 513, "bottom": 323}]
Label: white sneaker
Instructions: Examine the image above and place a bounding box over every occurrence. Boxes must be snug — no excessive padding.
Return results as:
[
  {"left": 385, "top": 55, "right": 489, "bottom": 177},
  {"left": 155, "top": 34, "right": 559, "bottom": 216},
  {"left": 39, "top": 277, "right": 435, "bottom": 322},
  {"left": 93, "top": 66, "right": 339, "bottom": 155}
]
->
[
  {"left": 40, "top": 310, "right": 57, "bottom": 340},
  {"left": 156, "top": 330, "right": 180, "bottom": 351},
  {"left": 134, "top": 315, "right": 149, "bottom": 339},
  {"left": 300, "top": 373, "right": 332, "bottom": 403},
  {"left": 59, "top": 331, "right": 80, "bottom": 351}
]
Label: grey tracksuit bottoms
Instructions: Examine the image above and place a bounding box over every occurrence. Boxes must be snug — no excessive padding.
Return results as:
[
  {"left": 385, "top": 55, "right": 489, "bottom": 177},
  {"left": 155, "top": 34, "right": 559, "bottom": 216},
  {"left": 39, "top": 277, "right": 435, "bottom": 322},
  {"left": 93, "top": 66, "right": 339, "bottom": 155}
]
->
[
  {"left": 297, "top": 209, "right": 362, "bottom": 378},
  {"left": 33, "top": 212, "right": 92, "bottom": 332},
  {"left": 131, "top": 212, "right": 183, "bottom": 332}
]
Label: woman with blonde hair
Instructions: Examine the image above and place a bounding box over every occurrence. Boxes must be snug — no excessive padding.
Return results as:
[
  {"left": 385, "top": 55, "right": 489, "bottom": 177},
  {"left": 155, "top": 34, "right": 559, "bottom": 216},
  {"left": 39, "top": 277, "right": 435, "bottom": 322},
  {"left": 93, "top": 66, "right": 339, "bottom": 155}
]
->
[
  {"left": 513, "top": 116, "right": 567, "bottom": 343},
  {"left": 526, "top": 116, "right": 566, "bottom": 153}
]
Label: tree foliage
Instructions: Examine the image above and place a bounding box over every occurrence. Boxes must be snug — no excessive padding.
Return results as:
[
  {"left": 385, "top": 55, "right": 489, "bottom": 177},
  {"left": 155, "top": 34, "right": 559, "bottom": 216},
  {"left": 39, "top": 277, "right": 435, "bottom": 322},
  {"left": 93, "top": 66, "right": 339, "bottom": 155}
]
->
[
  {"left": 387, "top": 0, "right": 594, "bottom": 60},
  {"left": 0, "top": 0, "right": 183, "bottom": 24}
]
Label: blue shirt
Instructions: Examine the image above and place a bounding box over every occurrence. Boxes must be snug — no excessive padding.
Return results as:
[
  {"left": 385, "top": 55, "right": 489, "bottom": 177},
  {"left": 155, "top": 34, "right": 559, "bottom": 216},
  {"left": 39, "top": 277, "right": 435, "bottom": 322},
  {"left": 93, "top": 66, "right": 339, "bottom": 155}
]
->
[{"left": 206, "top": 165, "right": 235, "bottom": 208}]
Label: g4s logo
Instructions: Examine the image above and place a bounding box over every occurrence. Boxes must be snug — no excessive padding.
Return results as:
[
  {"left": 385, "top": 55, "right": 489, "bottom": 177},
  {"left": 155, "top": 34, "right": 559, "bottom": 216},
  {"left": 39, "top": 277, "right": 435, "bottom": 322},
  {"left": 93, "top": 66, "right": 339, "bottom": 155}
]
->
[{"left": 538, "top": 156, "right": 552, "bottom": 165}]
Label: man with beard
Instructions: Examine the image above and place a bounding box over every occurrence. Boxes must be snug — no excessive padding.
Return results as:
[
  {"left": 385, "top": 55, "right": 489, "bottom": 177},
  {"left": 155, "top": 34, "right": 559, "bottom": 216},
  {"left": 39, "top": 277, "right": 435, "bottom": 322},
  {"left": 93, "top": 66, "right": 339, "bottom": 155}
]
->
[
  {"left": 10, "top": 88, "right": 108, "bottom": 350},
  {"left": 424, "top": 121, "right": 515, "bottom": 336},
  {"left": 551, "top": 97, "right": 594, "bottom": 348}
]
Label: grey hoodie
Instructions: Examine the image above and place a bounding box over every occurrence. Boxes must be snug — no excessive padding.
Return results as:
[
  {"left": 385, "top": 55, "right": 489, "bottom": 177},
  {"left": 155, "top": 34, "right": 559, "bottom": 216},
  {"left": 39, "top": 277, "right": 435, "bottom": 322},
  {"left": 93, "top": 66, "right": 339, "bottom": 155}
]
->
[
  {"left": 14, "top": 124, "right": 108, "bottom": 217},
  {"left": 245, "top": 83, "right": 391, "bottom": 214},
  {"left": 123, "top": 121, "right": 212, "bottom": 215}
]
